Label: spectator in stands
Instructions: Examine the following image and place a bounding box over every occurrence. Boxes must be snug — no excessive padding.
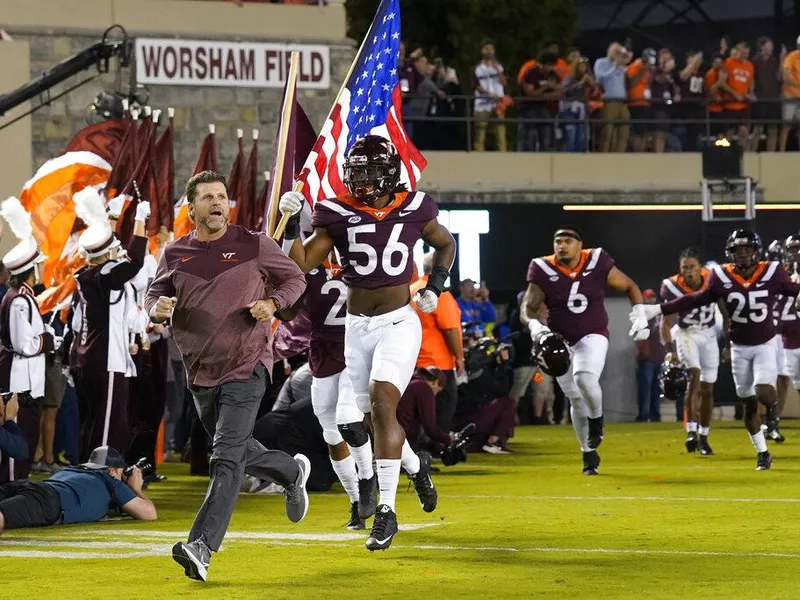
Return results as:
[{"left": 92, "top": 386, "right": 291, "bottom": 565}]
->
[
  {"left": 717, "top": 36, "right": 731, "bottom": 59},
  {"left": 409, "top": 56, "right": 445, "bottom": 149},
  {"left": 544, "top": 40, "right": 571, "bottom": 82},
  {"left": 561, "top": 57, "right": 600, "bottom": 152},
  {"left": 472, "top": 40, "right": 507, "bottom": 152},
  {"left": 651, "top": 51, "right": 680, "bottom": 152},
  {"left": 399, "top": 43, "right": 424, "bottom": 141},
  {"left": 677, "top": 50, "right": 706, "bottom": 151},
  {"left": 706, "top": 54, "right": 728, "bottom": 137},
  {"left": 594, "top": 42, "right": 631, "bottom": 152},
  {"left": 627, "top": 47, "right": 656, "bottom": 152},
  {"left": 396, "top": 368, "right": 454, "bottom": 451},
  {"left": 780, "top": 34, "right": 800, "bottom": 151},
  {"left": 722, "top": 42, "right": 755, "bottom": 148},
  {"left": 635, "top": 289, "right": 665, "bottom": 422},
  {"left": 518, "top": 51, "right": 561, "bottom": 151},
  {"left": 432, "top": 58, "right": 465, "bottom": 150},
  {"left": 566, "top": 46, "right": 581, "bottom": 66},
  {"left": 752, "top": 37, "right": 782, "bottom": 152}
]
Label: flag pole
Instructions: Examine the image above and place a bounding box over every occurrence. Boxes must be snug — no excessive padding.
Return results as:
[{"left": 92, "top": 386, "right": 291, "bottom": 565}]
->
[
  {"left": 273, "top": 2, "right": 386, "bottom": 237},
  {"left": 267, "top": 51, "right": 301, "bottom": 237}
]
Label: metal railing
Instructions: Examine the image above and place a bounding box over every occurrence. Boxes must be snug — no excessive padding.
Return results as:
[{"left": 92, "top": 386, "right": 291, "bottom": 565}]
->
[{"left": 399, "top": 94, "right": 800, "bottom": 152}]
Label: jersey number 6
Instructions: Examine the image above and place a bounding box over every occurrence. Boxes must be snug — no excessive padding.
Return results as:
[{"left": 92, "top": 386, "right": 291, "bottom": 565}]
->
[
  {"left": 567, "top": 281, "right": 589, "bottom": 314},
  {"left": 347, "top": 223, "right": 409, "bottom": 277}
]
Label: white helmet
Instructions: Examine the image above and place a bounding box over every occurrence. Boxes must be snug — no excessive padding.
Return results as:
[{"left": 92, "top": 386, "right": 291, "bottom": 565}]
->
[
  {"left": 1, "top": 197, "right": 46, "bottom": 276},
  {"left": 74, "top": 187, "right": 120, "bottom": 259}
]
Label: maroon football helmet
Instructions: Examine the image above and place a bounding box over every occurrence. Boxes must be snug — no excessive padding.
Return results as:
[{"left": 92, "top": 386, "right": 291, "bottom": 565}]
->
[{"left": 343, "top": 135, "right": 401, "bottom": 205}]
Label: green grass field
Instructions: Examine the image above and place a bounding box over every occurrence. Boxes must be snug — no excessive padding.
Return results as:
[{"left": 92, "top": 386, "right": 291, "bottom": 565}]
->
[{"left": 3, "top": 421, "right": 800, "bottom": 599}]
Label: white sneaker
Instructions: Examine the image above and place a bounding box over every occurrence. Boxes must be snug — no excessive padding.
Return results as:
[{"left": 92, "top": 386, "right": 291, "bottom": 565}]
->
[{"left": 482, "top": 444, "right": 510, "bottom": 455}]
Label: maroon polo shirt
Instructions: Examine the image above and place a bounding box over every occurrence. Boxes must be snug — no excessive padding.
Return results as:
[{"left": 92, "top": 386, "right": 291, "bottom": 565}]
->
[{"left": 144, "top": 224, "right": 306, "bottom": 387}]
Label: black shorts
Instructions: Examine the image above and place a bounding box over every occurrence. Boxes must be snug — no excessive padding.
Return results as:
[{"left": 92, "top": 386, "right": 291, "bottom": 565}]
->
[
  {"left": 0, "top": 480, "right": 62, "bottom": 529},
  {"left": 752, "top": 101, "right": 781, "bottom": 124},
  {"left": 722, "top": 107, "right": 751, "bottom": 127}
]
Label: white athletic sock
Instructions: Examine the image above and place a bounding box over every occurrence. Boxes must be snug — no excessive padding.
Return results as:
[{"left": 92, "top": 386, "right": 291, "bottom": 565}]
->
[
  {"left": 331, "top": 455, "right": 360, "bottom": 503},
  {"left": 375, "top": 459, "right": 401, "bottom": 511},
  {"left": 349, "top": 441, "right": 374, "bottom": 480},
  {"left": 687, "top": 421, "right": 698, "bottom": 433},
  {"left": 750, "top": 431, "right": 768, "bottom": 453},
  {"left": 698, "top": 425, "right": 710, "bottom": 436},
  {"left": 400, "top": 440, "right": 420, "bottom": 475},
  {"left": 570, "top": 401, "right": 592, "bottom": 453}
]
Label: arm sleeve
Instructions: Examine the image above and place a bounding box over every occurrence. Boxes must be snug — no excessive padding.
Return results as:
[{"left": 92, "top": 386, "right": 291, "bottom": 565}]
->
[
  {"left": 259, "top": 235, "right": 307, "bottom": 311},
  {"left": 9, "top": 297, "right": 53, "bottom": 357},
  {"left": 416, "top": 385, "right": 452, "bottom": 445},
  {"left": 143, "top": 249, "right": 176, "bottom": 316},
  {"left": 99, "top": 236, "right": 147, "bottom": 291},
  {"left": 0, "top": 420, "right": 30, "bottom": 459}
]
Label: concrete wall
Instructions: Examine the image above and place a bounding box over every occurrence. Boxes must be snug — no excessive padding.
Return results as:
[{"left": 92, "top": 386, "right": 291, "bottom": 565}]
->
[{"left": 0, "top": 40, "right": 32, "bottom": 257}]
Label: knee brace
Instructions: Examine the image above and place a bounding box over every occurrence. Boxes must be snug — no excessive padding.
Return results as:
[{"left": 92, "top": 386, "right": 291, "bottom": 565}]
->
[{"left": 338, "top": 421, "right": 369, "bottom": 447}]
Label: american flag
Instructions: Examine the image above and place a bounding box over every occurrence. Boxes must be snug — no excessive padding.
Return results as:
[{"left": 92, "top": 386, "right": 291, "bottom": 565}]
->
[{"left": 298, "top": 0, "right": 426, "bottom": 203}]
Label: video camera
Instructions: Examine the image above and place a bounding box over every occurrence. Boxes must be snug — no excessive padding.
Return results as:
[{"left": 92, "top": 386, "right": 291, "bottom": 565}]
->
[
  {"left": 464, "top": 332, "right": 519, "bottom": 376},
  {"left": 440, "top": 423, "right": 476, "bottom": 466}
]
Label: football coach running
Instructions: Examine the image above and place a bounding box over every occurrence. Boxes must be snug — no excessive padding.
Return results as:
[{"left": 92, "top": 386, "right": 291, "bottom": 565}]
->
[{"left": 145, "top": 171, "right": 308, "bottom": 582}]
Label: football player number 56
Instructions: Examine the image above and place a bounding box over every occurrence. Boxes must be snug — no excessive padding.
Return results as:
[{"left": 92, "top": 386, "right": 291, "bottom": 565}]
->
[
  {"left": 567, "top": 281, "right": 589, "bottom": 314},
  {"left": 348, "top": 223, "right": 409, "bottom": 276},
  {"left": 728, "top": 290, "right": 769, "bottom": 323}
]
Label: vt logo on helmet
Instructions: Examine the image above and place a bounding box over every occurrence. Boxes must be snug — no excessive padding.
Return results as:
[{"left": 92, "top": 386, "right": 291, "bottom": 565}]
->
[
  {"left": 532, "top": 331, "right": 571, "bottom": 377},
  {"left": 343, "top": 135, "right": 402, "bottom": 206}
]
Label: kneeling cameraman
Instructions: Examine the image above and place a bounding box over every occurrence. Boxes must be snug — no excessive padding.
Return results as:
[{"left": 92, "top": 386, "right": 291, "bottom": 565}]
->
[
  {"left": 454, "top": 336, "right": 517, "bottom": 454},
  {"left": 0, "top": 445, "right": 157, "bottom": 532}
]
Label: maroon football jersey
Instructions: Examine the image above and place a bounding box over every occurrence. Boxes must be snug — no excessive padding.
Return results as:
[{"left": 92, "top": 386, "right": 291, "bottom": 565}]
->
[
  {"left": 527, "top": 248, "right": 615, "bottom": 345},
  {"left": 659, "top": 269, "right": 716, "bottom": 329},
  {"left": 304, "top": 263, "right": 347, "bottom": 378},
  {"left": 311, "top": 191, "right": 438, "bottom": 290},
  {"left": 775, "top": 292, "right": 800, "bottom": 350},
  {"left": 661, "top": 262, "right": 800, "bottom": 346}
]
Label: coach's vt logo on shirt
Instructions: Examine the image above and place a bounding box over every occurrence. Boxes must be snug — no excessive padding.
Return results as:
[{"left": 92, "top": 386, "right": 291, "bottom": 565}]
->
[{"left": 221, "top": 252, "right": 239, "bottom": 262}]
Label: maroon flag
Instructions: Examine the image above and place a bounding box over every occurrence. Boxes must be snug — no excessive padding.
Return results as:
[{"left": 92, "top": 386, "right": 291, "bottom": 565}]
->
[
  {"left": 118, "top": 117, "right": 157, "bottom": 243},
  {"left": 174, "top": 125, "right": 218, "bottom": 238},
  {"left": 235, "top": 131, "right": 258, "bottom": 229},
  {"left": 228, "top": 131, "right": 245, "bottom": 222}
]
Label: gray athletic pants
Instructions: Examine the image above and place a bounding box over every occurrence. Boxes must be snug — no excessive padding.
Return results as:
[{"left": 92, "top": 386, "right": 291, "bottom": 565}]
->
[{"left": 188, "top": 362, "right": 299, "bottom": 551}]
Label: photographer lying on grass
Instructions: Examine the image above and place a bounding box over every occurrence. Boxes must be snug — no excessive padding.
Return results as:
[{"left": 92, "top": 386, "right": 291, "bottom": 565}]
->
[{"left": 0, "top": 445, "right": 156, "bottom": 532}]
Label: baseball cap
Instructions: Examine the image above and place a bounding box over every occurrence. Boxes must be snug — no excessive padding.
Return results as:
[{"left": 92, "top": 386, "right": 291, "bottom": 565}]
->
[
  {"left": 80, "top": 445, "right": 127, "bottom": 470},
  {"left": 643, "top": 289, "right": 657, "bottom": 299}
]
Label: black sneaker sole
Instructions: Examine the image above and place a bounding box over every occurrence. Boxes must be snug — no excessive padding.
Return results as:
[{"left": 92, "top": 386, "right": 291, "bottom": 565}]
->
[
  {"left": 171, "top": 542, "right": 207, "bottom": 582},
  {"left": 366, "top": 532, "right": 396, "bottom": 551}
]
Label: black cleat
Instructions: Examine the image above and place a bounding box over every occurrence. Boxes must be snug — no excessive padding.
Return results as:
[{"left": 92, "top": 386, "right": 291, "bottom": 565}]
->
[
  {"left": 346, "top": 501, "right": 366, "bottom": 530},
  {"left": 756, "top": 451, "right": 772, "bottom": 471},
  {"left": 766, "top": 427, "right": 786, "bottom": 444},
  {"left": 764, "top": 405, "right": 780, "bottom": 436},
  {"left": 698, "top": 435, "right": 713, "bottom": 456},
  {"left": 365, "top": 504, "right": 398, "bottom": 551},
  {"left": 685, "top": 431, "right": 699, "bottom": 453},
  {"left": 172, "top": 540, "right": 210, "bottom": 582},
  {"left": 582, "top": 450, "right": 600, "bottom": 475},
  {"left": 357, "top": 473, "right": 378, "bottom": 519},
  {"left": 587, "top": 416, "right": 604, "bottom": 449},
  {"left": 408, "top": 451, "right": 437, "bottom": 513}
]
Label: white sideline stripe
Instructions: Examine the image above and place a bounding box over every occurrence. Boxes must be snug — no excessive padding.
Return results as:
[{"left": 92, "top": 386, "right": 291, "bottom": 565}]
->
[
  {"left": 449, "top": 494, "right": 800, "bottom": 503},
  {"left": 0, "top": 540, "right": 169, "bottom": 549},
  {"left": 5, "top": 539, "right": 800, "bottom": 561}
]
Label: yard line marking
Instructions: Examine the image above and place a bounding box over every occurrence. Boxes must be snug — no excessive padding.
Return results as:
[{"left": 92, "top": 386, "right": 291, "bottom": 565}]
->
[
  {"left": 0, "top": 550, "right": 163, "bottom": 559},
  {"left": 449, "top": 494, "right": 800, "bottom": 503},
  {"left": 0, "top": 540, "right": 169, "bottom": 549}
]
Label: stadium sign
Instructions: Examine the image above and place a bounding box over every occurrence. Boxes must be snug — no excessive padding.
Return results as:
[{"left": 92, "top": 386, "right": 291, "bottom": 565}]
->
[{"left": 135, "top": 38, "right": 330, "bottom": 89}]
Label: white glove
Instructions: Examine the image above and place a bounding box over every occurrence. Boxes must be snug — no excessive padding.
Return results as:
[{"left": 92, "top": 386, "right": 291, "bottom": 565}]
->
[
  {"left": 413, "top": 289, "right": 438, "bottom": 314},
  {"left": 134, "top": 201, "right": 151, "bottom": 223},
  {"left": 527, "top": 319, "right": 550, "bottom": 340},
  {"left": 628, "top": 303, "right": 659, "bottom": 340},
  {"left": 791, "top": 272, "right": 800, "bottom": 284},
  {"left": 279, "top": 191, "right": 304, "bottom": 216},
  {"left": 53, "top": 336, "right": 64, "bottom": 351},
  {"left": 44, "top": 324, "right": 55, "bottom": 337},
  {"left": 107, "top": 195, "right": 126, "bottom": 219}
]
